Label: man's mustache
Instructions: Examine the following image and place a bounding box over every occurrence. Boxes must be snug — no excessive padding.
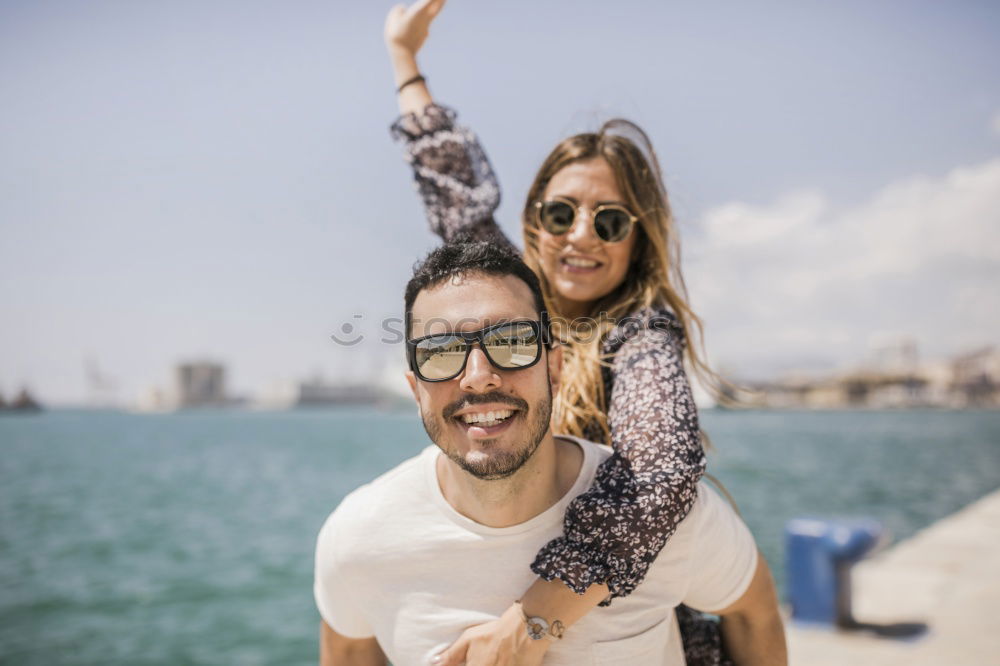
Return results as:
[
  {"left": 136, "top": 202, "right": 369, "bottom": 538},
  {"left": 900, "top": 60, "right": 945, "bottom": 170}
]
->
[{"left": 442, "top": 392, "right": 529, "bottom": 420}]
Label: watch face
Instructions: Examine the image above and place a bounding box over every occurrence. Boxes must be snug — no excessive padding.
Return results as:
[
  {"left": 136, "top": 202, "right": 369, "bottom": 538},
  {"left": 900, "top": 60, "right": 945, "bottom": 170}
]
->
[{"left": 526, "top": 616, "right": 549, "bottom": 640}]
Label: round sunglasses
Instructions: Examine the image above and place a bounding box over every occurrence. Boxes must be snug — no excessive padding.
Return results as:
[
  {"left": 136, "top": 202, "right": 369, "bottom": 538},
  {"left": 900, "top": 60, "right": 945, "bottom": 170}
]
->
[
  {"left": 406, "top": 319, "right": 548, "bottom": 382},
  {"left": 534, "top": 197, "right": 638, "bottom": 243}
]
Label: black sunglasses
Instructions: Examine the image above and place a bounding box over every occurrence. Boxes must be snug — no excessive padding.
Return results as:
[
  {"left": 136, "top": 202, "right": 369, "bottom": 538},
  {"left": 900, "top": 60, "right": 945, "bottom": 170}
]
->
[
  {"left": 534, "top": 197, "right": 638, "bottom": 243},
  {"left": 406, "top": 318, "right": 549, "bottom": 382}
]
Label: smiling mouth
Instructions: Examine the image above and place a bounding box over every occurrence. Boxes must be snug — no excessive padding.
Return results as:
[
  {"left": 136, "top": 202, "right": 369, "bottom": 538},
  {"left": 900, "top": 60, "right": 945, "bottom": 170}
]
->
[
  {"left": 460, "top": 409, "right": 515, "bottom": 427},
  {"left": 561, "top": 257, "right": 602, "bottom": 272},
  {"left": 444, "top": 393, "right": 528, "bottom": 438},
  {"left": 453, "top": 409, "right": 521, "bottom": 438}
]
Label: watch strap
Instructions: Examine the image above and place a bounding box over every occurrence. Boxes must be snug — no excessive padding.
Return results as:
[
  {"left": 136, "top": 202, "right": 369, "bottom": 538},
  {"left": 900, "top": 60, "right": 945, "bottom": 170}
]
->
[{"left": 514, "top": 600, "right": 565, "bottom": 642}]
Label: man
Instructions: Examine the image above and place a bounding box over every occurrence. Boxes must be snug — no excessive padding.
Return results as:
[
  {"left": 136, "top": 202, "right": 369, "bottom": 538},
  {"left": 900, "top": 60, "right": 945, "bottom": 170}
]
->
[{"left": 314, "top": 242, "right": 786, "bottom": 665}]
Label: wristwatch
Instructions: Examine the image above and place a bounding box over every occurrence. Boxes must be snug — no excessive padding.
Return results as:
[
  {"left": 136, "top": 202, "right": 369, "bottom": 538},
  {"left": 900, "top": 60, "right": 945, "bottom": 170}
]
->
[{"left": 514, "top": 600, "right": 565, "bottom": 642}]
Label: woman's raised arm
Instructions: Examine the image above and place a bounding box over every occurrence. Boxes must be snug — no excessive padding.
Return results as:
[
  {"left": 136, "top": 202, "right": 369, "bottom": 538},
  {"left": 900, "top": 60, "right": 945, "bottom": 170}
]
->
[
  {"left": 384, "top": 0, "right": 511, "bottom": 246},
  {"left": 384, "top": 0, "right": 442, "bottom": 116}
]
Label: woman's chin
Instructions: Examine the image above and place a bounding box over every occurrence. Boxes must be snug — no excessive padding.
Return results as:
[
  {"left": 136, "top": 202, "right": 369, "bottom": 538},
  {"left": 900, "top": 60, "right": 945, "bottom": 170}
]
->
[{"left": 553, "top": 282, "right": 606, "bottom": 316}]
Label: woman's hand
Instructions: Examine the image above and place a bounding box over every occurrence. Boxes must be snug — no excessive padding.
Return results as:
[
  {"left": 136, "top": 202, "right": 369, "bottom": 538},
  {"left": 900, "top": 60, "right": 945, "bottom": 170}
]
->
[
  {"left": 384, "top": 0, "right": 443, "bottom": 113},
  {"left": 384, "top": 0, "right": 446, "bottom": 58},
  {"left": 433, "top": 603, "right": 550, "bottom": 666}
]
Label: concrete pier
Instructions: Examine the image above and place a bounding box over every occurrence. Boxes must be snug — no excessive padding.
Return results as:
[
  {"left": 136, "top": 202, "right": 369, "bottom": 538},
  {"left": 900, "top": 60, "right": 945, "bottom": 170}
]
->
[{"left": 786, "top": 487, "right": 1000, "bottom": 664}]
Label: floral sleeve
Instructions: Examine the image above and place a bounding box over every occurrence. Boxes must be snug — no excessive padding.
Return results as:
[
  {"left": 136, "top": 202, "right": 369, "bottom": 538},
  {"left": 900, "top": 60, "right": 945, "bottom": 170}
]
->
[
  {"left": 390, "top": 104, "right": 513, "bottom": 248},
  {"left": 530, "top": 310, "right": 707, "bottom": 603}
]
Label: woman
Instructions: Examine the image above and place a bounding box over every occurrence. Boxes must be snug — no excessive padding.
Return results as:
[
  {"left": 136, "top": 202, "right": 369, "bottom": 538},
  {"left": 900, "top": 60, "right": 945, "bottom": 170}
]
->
[{"left": 384, "top": 2, "right": 732, "bottom": 664}]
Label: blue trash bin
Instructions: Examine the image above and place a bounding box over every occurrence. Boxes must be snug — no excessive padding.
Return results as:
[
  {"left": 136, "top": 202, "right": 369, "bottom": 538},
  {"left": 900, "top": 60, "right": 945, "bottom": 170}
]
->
[{"left": 785, "top": 517, "right": 883, "bottom": 626}]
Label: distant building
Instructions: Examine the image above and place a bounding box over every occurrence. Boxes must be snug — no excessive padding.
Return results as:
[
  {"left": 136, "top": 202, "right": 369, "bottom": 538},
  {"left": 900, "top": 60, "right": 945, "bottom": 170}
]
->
[
  {"left": 950, "top": 347, "right": 1000, "bottom": 408},
  {"left": 258, "top": 375, "right": 390, "bottom": 409},
  {"left": 295, "top": 379, "right": 385, "bottom": 407},
  {"left": 175, "top": 362, "right": 227, "bottom": 408},
  {"left": 741, "top": 343, "right": 999, "bottom": 410}
]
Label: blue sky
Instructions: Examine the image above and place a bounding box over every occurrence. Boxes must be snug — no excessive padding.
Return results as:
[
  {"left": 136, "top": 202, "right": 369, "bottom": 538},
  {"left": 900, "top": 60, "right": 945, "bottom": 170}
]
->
[{"left": 1, "top": 0, "right": 998, "bottom": 404}]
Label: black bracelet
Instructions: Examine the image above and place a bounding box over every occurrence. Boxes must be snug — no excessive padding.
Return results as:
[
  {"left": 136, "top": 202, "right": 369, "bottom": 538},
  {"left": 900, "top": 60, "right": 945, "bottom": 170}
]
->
[{"left": 397, "top": 74, "right": 425, "bottom": 94}]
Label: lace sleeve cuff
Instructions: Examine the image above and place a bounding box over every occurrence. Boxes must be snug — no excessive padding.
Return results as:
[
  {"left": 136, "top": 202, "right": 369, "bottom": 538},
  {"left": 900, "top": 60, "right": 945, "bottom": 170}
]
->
[
  {"left": 390, "top": 103, "right": 457, "bottom": 142},
  {"left": 387, "top": 101, "right": 505, "bottom": 244},
  {"left": 530, "top": 537, "right": 644, "bottom": 606}
]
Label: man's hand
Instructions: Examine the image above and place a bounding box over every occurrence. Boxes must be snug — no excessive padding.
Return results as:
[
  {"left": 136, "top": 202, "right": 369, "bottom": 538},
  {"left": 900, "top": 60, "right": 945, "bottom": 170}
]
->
[
  {"left": 384, "top": 0, "right": 446, "bottom": 58},
  {"left": 434, "top": 602, "right": 550, "bottom": 666}
]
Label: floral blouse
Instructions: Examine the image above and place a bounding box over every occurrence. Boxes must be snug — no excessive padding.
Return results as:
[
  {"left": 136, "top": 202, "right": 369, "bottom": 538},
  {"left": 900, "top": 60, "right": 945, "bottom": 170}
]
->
[{"left": 390, "top": 105, "right": 707, "bottom": 604}]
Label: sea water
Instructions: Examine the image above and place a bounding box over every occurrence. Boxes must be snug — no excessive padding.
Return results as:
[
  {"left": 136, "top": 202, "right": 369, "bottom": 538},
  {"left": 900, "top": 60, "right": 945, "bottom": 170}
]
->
[{"left": 1, "top": 408, "right": 998, "bottom": 665}]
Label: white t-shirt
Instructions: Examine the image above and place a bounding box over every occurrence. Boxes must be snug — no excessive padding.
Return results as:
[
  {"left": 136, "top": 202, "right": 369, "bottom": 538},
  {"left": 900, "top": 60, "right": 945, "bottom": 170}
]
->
[{"left": 314, "top": 438, "right": 757, "bottom": 666}]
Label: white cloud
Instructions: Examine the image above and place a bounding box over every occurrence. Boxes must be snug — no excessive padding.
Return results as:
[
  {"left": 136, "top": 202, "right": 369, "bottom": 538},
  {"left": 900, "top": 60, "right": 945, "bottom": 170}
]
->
[
  {"left": 703, "top": 190, "right": 828, "bottom": 246},
  {"left": 686, "top": 158, "right": 1000, "bottom": 377}
]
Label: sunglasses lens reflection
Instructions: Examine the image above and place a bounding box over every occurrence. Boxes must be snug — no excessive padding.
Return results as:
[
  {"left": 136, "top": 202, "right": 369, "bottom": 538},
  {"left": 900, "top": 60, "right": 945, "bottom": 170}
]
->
[
  {"left": 539, "top": 201, "right": 575, "bottom": 234},
  {"left": 482, "top": 322, "right": 540, "bottom": 369},
  {"left": 594, "top": 208, "right": 632, "bottom": 242},
  {"left": 415, "top": 335, "right": 468, "bottom": 380}
]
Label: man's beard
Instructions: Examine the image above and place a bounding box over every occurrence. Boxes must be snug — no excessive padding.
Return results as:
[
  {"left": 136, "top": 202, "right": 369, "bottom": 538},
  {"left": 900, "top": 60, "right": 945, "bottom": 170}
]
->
[{"left": 420, "top": 386, "right": 553, "bottom": 481}]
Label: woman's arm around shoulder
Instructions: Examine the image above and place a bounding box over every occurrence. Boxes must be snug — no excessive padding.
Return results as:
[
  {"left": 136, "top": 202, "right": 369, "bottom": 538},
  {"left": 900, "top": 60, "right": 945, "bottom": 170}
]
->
[
  {"left": 531, "top": 308, "right": 707, "bottom": 601},
  {"left": 434, "top": 311, "right": 709, "bottom": 666}
]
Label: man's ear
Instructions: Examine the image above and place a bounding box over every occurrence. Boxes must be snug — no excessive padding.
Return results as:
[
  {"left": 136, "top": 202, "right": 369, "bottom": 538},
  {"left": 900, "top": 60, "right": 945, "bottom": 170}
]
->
[
  {"left": 405, "top": 370, "right": 420, "bottom": 403},
  {"left": 546, "top": 343, "right": 563, "bottom": 393}
]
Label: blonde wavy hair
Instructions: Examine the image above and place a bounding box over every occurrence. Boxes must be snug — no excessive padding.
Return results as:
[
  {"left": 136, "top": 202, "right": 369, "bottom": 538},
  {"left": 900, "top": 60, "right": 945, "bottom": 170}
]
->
[{"left": 521, "top": 120, "right": 725, "bottom": 443}]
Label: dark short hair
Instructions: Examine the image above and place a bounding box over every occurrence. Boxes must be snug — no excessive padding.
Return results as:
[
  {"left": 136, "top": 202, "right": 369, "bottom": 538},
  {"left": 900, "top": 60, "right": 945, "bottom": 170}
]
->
[{"left": 404, "top": 241, "right": 548, "bottom": 339}]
